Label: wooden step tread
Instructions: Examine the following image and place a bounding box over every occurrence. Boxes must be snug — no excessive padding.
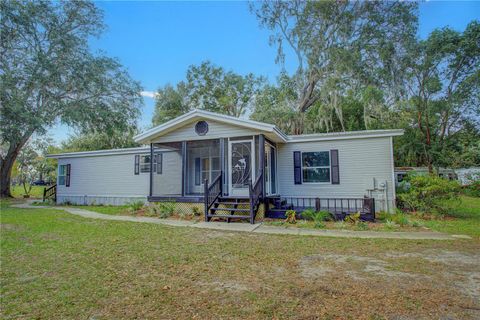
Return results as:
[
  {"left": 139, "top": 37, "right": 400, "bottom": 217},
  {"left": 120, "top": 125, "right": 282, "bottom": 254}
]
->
[{"left": 211, "top": 207, "right": 250, "bottom": 213}]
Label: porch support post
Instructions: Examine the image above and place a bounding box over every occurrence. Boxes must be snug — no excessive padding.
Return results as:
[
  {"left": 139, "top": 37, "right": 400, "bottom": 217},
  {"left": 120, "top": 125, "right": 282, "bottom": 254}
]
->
[
  {"left": 219, "top": 138, "right": 225, "bottom": 196},
  {"left": 181, "top": 141, "right": 187, "bottom": 197},
  {"left": 259, "top": 134, "right": 265, "bottom": 198},
  {"left": 149, "top": 143, "right": 153, "bottom": 197}
]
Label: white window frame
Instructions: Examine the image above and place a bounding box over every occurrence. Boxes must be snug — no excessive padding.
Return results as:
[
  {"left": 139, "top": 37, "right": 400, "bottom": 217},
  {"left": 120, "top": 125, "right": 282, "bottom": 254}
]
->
[
  {"left": 301, "top": 151, "right": 331, "bottom": 184},
  {"left": 139, "top": 154, "right": 161, "bottom": 174},
  {"left": 201, "top": 156, "right": 220, "bottom": 185},
  {"left": 58, "top": 164, "right": 67, "bottom": 185}
]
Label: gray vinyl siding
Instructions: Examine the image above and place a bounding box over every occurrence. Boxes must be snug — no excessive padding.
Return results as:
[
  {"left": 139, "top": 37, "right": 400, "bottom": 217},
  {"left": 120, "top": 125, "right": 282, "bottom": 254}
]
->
[
  {"left": 56, "top": 151, "right": 183, "bottom": 205},
  {"left": 277, "top": 137, "right": 395, "bottom": 212},
  {"left": 153, "top": 120, "right": 260, "bottom": 143}
]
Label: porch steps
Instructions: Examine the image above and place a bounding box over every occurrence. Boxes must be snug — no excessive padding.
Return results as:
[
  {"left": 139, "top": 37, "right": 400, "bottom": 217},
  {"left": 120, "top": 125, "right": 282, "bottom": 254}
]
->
[{"left": 206, "top": 196, "right": 257, "bottom": 223}]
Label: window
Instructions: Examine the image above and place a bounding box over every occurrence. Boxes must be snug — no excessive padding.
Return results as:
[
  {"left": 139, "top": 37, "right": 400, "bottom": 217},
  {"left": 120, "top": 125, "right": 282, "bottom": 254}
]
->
[
  {"left": 201, "top": 156, "right": 220, "bottom": 183},
  {"left": 140, "top": 155, "right": 151, "bottom": 173},
  {"left": 302, "top": 151, "right": 330, "bottom": 183},
  {"left": 139, "top": 154, "right": 162, "bottom": 174},
  {"left": 58, "top": 165, "right": 67, "bottom": 185}
]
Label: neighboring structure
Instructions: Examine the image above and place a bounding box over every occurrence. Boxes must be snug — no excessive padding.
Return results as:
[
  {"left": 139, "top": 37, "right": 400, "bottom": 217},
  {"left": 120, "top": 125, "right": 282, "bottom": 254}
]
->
[
  {"left": 455, "top": 167, "right": 480, "bottom": 185},
  {"left": 394, "top": 166, "right": 480, "bottom": 186},
  {"left": 394, "top": 167, "right": 458, "bottom": 187},
  {"left": 47, "top": 110, "right": 403, "bottom": 222}
]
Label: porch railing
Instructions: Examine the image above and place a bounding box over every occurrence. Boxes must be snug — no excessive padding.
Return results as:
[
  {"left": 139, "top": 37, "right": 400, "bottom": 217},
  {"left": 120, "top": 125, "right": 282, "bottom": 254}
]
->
[
  {"left": 248, "top": 171, "right": 263, "bottom": 224},
  {"left": 43, "top": 184, "right": 57, "bottom": 202},
  {"left": 204, "top": 172, "right": 222, "bottom": 222},
  {"left": 267, "top": 196, "right": 375, "bottom": 221}
]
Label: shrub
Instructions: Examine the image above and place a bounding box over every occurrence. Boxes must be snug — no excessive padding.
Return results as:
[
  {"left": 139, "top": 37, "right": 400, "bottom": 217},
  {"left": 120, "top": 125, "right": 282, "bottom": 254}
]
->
[
  {"left": 462, "top": 179, "right": 480, "bottom": 197},
  {"left": 284, "top": 210, "right": 296, "bottom": 224},
  {"left": 344, "top": 212, "right": 361, "bottom": 225},
  {"left": 397, "top": 173, "right": 460, "bottom": 215},
  {"left": 384, "top": 219, "right": 399, "bottom": 230},
  {"left": 192, "top": 206, "right": 202, "bottom": 216},
  {"left": 301, "top": 209, "right": 331, "bottom": 228},
  {"left": 390, "top": 211, "right": 410, "bottom": 227},
  {"left": 127, "top": 200, "right": 144, "bottom": 213},
  {"left": 356, "top": 221, "right": 369, "bottom": 231},
  {"left": 157, "top": 202, "right": 176, "bottom": 218}
]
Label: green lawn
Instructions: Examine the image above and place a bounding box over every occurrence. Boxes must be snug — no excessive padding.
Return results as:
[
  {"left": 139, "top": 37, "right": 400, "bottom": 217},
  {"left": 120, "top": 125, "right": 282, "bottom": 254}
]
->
[
  {"left": 1, "top": 203, "right": 479, "bottom": 319},
  {"left": 419, "top": 196, "right": 480, "bottom": 238},
  {"left": 10, "top": 185, "right": 45, "bottom": 199}
]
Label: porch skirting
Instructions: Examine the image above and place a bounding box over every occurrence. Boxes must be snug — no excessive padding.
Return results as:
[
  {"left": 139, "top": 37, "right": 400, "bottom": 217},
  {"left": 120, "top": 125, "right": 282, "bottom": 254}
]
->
[{"left": 57, "top": 195, "right": 147, "bottom": 206}]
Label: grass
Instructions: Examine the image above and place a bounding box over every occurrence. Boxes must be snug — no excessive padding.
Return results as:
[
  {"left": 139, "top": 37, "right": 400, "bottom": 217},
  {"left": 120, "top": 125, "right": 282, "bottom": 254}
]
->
[
  {"left": 417, "top": 196, "right": 480, "bottom": 238},
  {"left": 265, "top": 196, "right": 480, "bottom": 237},
  {"left": 10, "top": 185, "right": 45, "bottom": 199},
  {"left": 1, "top": 202, "right": 480, "bottom": 319}
]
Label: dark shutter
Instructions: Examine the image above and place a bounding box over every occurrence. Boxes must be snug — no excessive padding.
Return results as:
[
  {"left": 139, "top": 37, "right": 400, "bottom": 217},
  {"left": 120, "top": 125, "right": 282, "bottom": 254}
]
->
[
  {"left": 331, "top": 149, "right": 340, "bottom": 184},
  {"left": 293, "top": 151, "right": 302, "bottom": 184},
  {"left": 195, "top": 157, "right": 201, "bottom": 185},
  {"left": 134, "top": 155, "right": 140, "bottom": 175},
  {"left": 66, "top": 164, "right": 71, "bottom": 187},
  {"left": 157, "top": 154, "right": 162, "bottom": 174}
]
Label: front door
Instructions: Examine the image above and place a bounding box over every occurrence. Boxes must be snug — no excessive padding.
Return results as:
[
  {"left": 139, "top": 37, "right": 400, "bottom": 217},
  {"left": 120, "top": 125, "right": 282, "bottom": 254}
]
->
[
  {"left": 228, "top": 139, "right": 255, "bottom": 196},
  {"left": 264, "top": 144, "right": 277, "bottom": 196}
]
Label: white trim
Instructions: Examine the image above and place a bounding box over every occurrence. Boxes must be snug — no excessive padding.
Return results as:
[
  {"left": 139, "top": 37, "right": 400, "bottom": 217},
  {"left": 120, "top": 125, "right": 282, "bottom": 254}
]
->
[
  {"left": 134, "top": 109, "right": 288, "bottom": 144},
  {"left": 286, "top": 130, "right": 404, "bottom": 142},
  {"left": 48, "top": 147, "right": 152, "bottom": 159},
  {"left": 301, "top": 151, "right": 332, "bottom": 184},
  {"left": 228, "top": 138, "right": 255, "bottom": 196}
]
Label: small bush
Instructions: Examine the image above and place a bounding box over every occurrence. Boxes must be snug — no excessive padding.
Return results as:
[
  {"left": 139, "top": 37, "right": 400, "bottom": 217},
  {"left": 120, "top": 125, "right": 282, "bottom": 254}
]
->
[
  {"left": 390, "top": 211, "right": 410, "bottom": 227},
  {"left": 376, "top": 211, "right": 390, "bottom": 221},
  {"left": 192, "top": 206, "right": 202, "bottom": 216},
  {"left": 158, "top": 202, "right": 176, "bottom": 218},
  {"left": 301, "top": 209, "right": 331, "bottom": 228},
  {"left": 384, "top": 219, "right": 399, "bottom": 230},
  {"left": 127, "top": 200, "right": 144, "bottom": 213},
  {"left": 356, "top": 221, "right": 369, "bottom": 231},
  {"left": 285, "top": 210, "right": 296, "bottom": 224},
  {"left": 344, "top": 212, "right": 361, "bottom": 225},
  {"left": 397, "top": 174, "right": 460, "bottom": 215},
  {"left": 462, "top": 180, "right": 480, "bottom": 197}
]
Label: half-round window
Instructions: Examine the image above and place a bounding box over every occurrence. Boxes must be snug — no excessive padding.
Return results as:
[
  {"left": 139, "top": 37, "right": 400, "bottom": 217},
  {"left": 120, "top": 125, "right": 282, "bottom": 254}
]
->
[{"left": 195, "top": 121, "right": 209, "bottom": 136}]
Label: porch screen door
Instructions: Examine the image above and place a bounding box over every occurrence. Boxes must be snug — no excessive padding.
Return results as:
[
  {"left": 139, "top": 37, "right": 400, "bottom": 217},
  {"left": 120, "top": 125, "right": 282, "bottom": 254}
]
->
[{"left": 229, "top": 140, "right": 255, "bottom": 196}]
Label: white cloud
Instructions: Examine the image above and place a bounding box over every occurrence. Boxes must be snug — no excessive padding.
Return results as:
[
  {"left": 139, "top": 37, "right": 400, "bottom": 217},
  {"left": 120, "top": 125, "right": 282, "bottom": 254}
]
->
[{"left": 140, "top": 91, "right": 157, "bottom": 99}]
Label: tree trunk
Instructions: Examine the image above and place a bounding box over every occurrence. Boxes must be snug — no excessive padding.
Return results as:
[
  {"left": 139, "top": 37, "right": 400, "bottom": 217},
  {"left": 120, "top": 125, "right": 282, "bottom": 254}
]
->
[
  {"left": 0, "top": 135, "right": 32, "bottom": 198},
  {"left": 0, "top": 152, "right": 18, "bottom": 198}
]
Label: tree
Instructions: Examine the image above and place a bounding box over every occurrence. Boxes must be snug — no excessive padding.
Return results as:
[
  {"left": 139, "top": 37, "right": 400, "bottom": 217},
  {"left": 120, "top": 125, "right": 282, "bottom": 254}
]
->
[
  {"left": 185, "top": 61, "right": 265, "bottom": 117},
  {"left": 152, "top": 61, "right": 265, "bottom": 126},
  {"left": 152, "top": 84, "right": 189, "bottom": 126},
  {"left": 250, "top": 1, "right": 418, "bottom": 133},
  {"left": 15, "top": 144, "right": 37, "bottom": 198},
  {"left": 0, "top": 1, "right": 143, "bottom": 197},
  {"left": 404, "top": 21, "right": 480, "bottom": 171},
  {"left": 60, "top": 129, "right": 140, "bottom": 153}
]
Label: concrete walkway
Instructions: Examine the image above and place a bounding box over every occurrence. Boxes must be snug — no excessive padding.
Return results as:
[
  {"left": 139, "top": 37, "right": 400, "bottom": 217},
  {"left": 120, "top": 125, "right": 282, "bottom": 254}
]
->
[{"left": 12, "top": 201, "right": 470, "bottom": 240}]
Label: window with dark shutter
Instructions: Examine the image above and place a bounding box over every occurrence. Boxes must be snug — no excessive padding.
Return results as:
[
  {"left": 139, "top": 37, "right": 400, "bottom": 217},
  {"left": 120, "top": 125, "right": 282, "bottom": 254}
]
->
[
  {"left": 331, "top": 149, "right": 340, "bottom": 184},
  {"left": 134, "top": 155, "right": 140, "bottom": 175},
  {"left": 293, "top": 151, "right": 302, "bottom": 184},
  {"left": 195, "top": 157, "right": 201, "bottom": 185},
  {"left": 66, "top": 164, "right": 71, "bottom": 187}
]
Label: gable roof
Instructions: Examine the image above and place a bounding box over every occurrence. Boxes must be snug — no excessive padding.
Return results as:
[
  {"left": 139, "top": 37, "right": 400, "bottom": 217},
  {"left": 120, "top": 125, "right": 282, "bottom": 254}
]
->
[
  {"left": 134, "top": 109, "right": 404, "bottom": 144},
  {"left": 134, "top": 109, "right": 288, "bottom": 144}
]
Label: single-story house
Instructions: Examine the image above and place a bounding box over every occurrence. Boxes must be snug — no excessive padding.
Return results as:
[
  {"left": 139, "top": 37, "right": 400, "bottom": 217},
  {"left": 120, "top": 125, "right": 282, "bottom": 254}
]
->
[{"left": 47, "top": 109, "right": 403, "bottom": 223}]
